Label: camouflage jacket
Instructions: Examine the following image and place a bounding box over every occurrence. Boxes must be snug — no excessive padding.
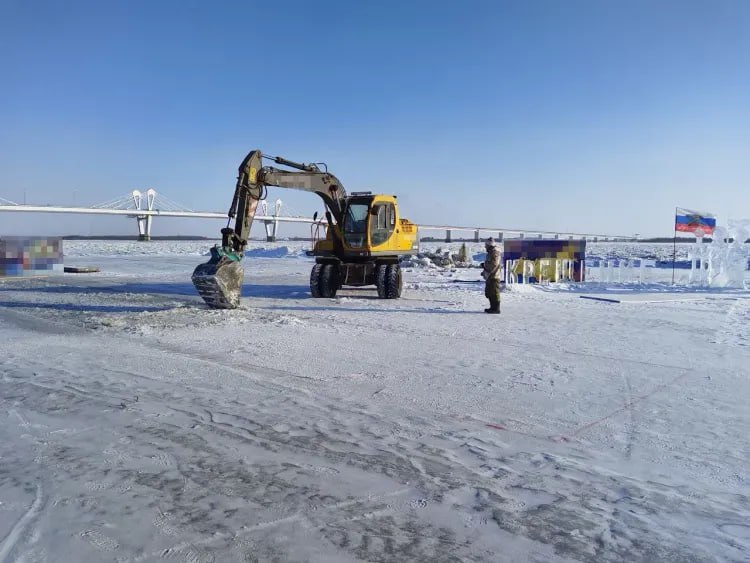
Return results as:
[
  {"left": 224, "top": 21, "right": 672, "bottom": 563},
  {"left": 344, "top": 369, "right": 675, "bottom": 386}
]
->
[{"left": 483, "top": 245, "right": 501, "bottom": 281}]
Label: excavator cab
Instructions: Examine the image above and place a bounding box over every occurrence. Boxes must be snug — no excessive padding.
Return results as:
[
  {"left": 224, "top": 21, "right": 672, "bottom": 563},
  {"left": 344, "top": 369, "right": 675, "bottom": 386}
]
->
[
  {"left": 312, "top": 194, "right": 415, "bottom": 257},
  {"left": 341, "top": 194, "right": 397, "bottom": 248}
]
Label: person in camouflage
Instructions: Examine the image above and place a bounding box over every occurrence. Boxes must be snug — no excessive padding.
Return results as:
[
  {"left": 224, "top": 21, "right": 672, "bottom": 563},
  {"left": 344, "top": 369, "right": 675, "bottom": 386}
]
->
[{"left": 481, "top": 237, "right": 501, "bottom": 314}]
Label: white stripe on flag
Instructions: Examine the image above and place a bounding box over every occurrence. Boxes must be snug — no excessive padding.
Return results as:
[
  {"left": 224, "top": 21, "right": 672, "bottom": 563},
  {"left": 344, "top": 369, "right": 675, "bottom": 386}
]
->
[{"left": 676, "top": 207, "right": 716, "bottom": 218}]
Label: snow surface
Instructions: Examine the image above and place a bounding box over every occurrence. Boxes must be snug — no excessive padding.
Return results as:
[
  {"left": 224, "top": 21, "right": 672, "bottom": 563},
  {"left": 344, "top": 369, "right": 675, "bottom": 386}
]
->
[{"left": 1, "top": 241, "right": 749, "bottom": 562}]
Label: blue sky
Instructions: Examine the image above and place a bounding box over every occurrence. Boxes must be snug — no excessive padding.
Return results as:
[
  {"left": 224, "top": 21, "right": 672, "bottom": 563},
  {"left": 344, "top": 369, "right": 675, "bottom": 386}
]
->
[{"left": 1, "top": 0, "right": 748, "bottom": 237}]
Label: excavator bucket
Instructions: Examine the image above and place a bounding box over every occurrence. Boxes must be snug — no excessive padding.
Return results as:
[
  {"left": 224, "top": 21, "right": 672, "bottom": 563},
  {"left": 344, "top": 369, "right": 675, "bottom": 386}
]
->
[{"left": 191, "top": 248, "right": 244, "bottom": 309}]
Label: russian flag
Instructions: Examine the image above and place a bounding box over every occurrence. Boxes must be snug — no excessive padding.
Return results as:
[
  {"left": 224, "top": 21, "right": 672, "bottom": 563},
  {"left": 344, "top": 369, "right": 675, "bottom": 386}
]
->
[{"left": 675, "top": 207, "right": 716, "bottom": 236}]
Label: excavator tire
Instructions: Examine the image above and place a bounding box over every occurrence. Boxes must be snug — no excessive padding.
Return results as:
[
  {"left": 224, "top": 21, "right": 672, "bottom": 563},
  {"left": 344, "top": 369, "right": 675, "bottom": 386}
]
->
[
  {"left": 319, "top": 263, "right": 339, "bottom": 298},
  {"left": 384, "top": 264, "right": 402, "bottom": 299},
  {"left": 375, "top": 264, "right": 388, "bottom": 298},
  {"left": 309, "top": 264, "right": 324, "bottom": 297}
]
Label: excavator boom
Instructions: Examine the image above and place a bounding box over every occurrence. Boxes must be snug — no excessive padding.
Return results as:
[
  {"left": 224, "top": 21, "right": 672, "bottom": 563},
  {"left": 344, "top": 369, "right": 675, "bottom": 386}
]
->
[{"left": 191, "top": 149, "right": 347, "bottom": 308}]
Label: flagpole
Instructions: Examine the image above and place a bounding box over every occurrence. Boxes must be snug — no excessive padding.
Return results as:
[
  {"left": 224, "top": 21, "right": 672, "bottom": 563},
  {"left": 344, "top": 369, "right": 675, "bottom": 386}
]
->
[{"left": 672, "top": 207, "right": 677, "bottom": 285}]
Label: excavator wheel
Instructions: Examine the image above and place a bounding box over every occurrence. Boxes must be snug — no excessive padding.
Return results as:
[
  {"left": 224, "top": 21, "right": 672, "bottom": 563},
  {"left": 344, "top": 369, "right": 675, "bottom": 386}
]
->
[
  {"left": 310, "top": 263, "right": 339, "bottom": 298},
  {"left": 320, "top": 264, "right": 339, "bottom": 298},
  {"left": 375, "top": 264, "right": 388, "bottom": 298},
  {"left": 384, "top": 264, "right": 403, "bottom": 299},
  {"left": 310, "top": 264, "right": 323, "bottom": 297}
]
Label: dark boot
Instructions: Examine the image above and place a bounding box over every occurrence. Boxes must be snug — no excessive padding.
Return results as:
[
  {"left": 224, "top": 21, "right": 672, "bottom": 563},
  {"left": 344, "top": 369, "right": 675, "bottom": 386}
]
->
[{"left": 486, "top": 298, "right": 500, "bottom": 314}]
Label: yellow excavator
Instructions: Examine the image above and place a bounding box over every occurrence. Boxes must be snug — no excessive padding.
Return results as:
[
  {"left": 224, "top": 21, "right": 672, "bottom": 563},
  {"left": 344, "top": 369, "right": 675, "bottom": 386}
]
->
[{"left": 192, "top": 149, "right": 419, "bottom": 309}]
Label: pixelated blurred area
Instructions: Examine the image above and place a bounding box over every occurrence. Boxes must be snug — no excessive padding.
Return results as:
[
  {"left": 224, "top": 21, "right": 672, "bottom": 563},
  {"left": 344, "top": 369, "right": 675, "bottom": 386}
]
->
[
  {"left": 504, "top": 239, "right": 587, "bottom": 283},
  {"left": 0, "top": 236, "right": 64, "bottom": 277}
]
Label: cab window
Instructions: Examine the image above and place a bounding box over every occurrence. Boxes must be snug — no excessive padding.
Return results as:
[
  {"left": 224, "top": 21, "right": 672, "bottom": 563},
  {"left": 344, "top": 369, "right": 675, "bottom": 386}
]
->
[
  {"left": 343, "top": 202, "right": 369, "bottom": 248},
  {"left": 370, "top": 203, "right": 395, "bottom": 246}
]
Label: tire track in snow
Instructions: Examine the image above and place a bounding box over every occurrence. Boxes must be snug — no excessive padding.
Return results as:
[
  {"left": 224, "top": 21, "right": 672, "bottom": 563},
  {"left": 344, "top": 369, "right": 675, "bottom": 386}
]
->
[
  {"left": 8, "top": 377, "right": 139, "bottom": 413},
  {"left": 128, "top": 488, "right": 413, "bottom": 563},
  {"left": 79, "top": 528, "right": 119, "bottom": 552},
  {"left": 713, "top": 299, "right": 750, "bottom": 348},
  {"left": 566, "top": 369, "right": 694, "bottom": 442},
  {"left": 622, "top": 373, "right": 636, "bottom": 459},
  {"left": 1, "top": 407, "right": 45, "bottom": 563},
  {"left": 9, "top": 409, "right": 30, "bottom": 431},
  {"left": 0, "top": 483, "right": 44, "bottom": 563}
]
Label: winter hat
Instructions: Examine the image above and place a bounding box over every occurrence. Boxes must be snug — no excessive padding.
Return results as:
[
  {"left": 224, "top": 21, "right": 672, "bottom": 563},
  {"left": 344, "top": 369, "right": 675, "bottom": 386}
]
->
[{"left": 485, "top": 237, "right": 495, "bottom": 248}]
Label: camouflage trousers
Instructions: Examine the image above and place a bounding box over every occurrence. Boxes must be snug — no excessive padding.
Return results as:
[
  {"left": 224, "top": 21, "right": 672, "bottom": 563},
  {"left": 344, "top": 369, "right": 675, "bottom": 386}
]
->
[{"left": 484, "top": 278, "right": 501, "bottom": 307}]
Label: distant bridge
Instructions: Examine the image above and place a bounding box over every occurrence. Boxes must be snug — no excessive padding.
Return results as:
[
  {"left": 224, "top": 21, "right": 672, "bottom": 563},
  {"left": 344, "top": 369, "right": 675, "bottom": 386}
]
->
[
  {"left": 0, "top": 190, "right": 637, "bottom": 242},
  {"left": 0, "top": 190, "right": 312, "bottom": 241}
]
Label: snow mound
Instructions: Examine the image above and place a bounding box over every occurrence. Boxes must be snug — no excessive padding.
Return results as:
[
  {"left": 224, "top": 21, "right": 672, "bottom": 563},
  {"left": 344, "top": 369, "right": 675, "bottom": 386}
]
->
[
  {"left": 400, "top": 256, "right": 438, "bottom": 269},
  {"left": 506, "top": 283, "right": 541, "bottom": 293},
  {"left": 66, "top": 240, "right": 219, "bottom": 257},
  {"left": 244, "top": 246, "right": 304, "bottom": 258}
]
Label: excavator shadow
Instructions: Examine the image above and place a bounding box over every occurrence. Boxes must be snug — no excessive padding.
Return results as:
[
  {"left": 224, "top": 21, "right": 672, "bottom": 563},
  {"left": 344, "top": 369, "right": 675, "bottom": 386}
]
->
[
  {"left": 0, "top": 300, "right": 172, "bottom": 313},
  {"left": 0, "top": 282, "right": 312, "bottom": 301},
  {"left": 268, "top": 305, "right": 479, "bottom": 315},
  {"left": 0, "top": 283, "right": 483, "bottom": 313}
]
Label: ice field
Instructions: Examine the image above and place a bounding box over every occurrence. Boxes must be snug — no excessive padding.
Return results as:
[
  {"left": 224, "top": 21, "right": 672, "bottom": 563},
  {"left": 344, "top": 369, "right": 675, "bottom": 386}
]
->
[{"left": 1, "top": 241, "right": 749, "bottom": 562}]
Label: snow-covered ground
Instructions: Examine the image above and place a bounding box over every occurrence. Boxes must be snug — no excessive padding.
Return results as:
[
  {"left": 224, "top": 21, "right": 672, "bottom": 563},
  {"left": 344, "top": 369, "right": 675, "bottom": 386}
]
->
[{"left": 1, "top": 241, "right": 749, "bottom": 562}]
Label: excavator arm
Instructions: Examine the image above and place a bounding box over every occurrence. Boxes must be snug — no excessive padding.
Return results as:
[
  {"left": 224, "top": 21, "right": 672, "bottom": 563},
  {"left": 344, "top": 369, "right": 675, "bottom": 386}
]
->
[
  {"left": 192, "top": 149, "right": 347, "bottom": 309},
  {"left": 222, "top": 150, "right": 347, "bottom": 254},
  {"left": 261, "top": 167, "right": 347, "bottom": 218}
]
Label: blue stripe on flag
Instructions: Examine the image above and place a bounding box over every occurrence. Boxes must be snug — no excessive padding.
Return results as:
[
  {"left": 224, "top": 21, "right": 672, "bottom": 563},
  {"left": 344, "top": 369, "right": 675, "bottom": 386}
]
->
[{"left": 676, "top": 215, "right": 716, "bottom": 227}]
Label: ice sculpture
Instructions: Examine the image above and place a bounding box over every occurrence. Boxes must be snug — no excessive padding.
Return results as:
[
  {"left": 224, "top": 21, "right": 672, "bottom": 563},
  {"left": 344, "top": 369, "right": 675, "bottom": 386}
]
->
[{"left": 690, "top": 220, "right": 750, "bottom": 288}]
